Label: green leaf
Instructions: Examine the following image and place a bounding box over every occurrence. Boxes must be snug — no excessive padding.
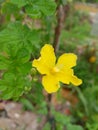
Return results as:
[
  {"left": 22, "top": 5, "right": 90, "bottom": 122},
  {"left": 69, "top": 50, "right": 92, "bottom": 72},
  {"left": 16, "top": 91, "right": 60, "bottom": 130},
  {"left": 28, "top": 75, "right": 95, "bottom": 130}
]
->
[
  {"left": 25, "top": 0, "right": 56, "bottom": 18},
  {"left": 3, "top": 72, "right": 15, "bottom": 81},
  {"left": 10, "top": 0, "right": 28, "bottom": 8},
  {"left": 16, "top": 48, "right": 30, "bottom": 63},
  {"left": 2, "top": 2, "right": 19, "bottom": 15},
  {"left": 0, "top": 22, "right": 40, "bottom": 55},
  {"left": 10, "top": 0, "right": 56, "bottom": 17},
  {"left": 35, "top": 0, "right": 56, "bottom": 15},
  {"left": 0, "top": 71, "right": 32, "bottom": 100},
  {"left": 0, "top": 85, "right": 7, "bottom": 91},
  {"left": 53, "top": 111, "right": 70, "bottom": 125},
  {"left": 17, "top": 62, "right": 32, "bottom": 75},
  {"left": 67, "top": 124, "right": 83, "bottom": 130},
  {"left": 2, "top": 89, "right": 15, "bottom": 100},
  {"left": 20, "top": 98, "right": 34, "bottom": 111},
  {"left": 25, "top": 5, "right": 41, "bottom": 18},
  {"left": 0, "top": 55, "right": 9, "bottom": 70}
]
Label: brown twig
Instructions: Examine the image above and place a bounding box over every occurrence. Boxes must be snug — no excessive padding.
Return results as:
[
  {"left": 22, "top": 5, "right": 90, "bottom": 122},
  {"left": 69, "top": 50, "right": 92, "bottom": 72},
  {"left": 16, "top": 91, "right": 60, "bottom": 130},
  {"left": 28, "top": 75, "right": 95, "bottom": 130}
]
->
[{"left": 53, "top": 3, "right": 70, "bottom": 53}]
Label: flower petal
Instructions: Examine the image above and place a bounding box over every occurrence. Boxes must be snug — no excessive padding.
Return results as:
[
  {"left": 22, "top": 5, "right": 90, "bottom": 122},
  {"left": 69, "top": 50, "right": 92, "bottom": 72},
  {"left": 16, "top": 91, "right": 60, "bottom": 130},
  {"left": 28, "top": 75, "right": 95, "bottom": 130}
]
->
[
  {"left": 56, "top": 68, "right": 82, "bottom": 86},
  {"left": 33, "top": 58, "right": 49, "bottom": 74},
  {"left": 56, "top": 68, "right": 73, "bottom": 84},
  {"left": 42, "top": 75, "right": 60, "bottom": 93},
  {"left": 57, "top": 53, "right": 77, "bottom": 69},
  {"left": 32, "top": 44, "right": 56, "bottom": 74},
  {"left": 70, "top": 75, "right": 82, "bottom": 86}
]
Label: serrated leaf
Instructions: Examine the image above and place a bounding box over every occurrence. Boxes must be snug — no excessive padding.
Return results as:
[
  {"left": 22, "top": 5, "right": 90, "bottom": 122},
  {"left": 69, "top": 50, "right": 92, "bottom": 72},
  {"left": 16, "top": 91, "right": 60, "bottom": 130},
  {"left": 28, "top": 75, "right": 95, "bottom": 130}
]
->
[
  {"left": 25, "top": 5, "right": 41, "bottom": 19},
  {"left": 0, "top": 22, "right": 40, "bottom": 55},
  {"left": 37, "top": 0, "right": 56, "bottom": 15},
  {"left": 25, "top": 0, "right": 56, "bottom": 18},
  {"left": 0, "top": 72, "right": 32, "bottom": 100},
  {"left": 10, "top": 0, "right": 28, "bottom": 8}
]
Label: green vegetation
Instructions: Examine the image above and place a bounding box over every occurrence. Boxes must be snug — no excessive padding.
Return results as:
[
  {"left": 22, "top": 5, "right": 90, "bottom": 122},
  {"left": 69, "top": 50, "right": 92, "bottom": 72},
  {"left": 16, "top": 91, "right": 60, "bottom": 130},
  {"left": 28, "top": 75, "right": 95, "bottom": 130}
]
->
[{"left": 0, "top": 0, "right": 98, "bottom": 129}]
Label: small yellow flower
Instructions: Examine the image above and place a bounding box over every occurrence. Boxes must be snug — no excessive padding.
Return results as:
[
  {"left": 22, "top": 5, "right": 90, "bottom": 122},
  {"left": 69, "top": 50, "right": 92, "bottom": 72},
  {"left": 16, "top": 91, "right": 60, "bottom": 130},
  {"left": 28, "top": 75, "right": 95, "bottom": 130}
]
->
[{"left": 32, "top": 44, "right": 82, "bottom": 93}]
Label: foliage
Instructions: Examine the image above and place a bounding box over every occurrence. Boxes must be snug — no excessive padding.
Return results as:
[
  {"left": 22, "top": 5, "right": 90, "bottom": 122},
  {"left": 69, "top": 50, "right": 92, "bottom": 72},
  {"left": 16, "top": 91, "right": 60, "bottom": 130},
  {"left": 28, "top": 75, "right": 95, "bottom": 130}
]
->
[
  {"left": 54, "top": 111, "right": 83, "bottom": 130},
  {"left": 42, "top": 110, "right": 83, "bottom": 130},
  {"left": 0, "top": 0, "right": 98, "bottom": 129},
  {"left": 0, "top": 0, "right": 56, "bottom": 100}
]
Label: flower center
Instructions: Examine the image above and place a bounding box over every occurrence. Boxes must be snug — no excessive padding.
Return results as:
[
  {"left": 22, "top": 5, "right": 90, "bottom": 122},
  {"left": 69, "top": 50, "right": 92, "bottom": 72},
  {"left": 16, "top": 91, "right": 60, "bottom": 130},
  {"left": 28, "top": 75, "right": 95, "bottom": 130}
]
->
[{"left": 50, "top": 67, "right": 60, "bottom": 74}]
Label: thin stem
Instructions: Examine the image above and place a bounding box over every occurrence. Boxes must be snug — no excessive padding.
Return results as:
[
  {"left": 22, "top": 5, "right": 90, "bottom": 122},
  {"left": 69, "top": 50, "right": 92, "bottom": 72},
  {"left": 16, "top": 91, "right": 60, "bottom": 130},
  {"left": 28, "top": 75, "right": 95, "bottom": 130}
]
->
[
  {"left": 47, "top": 94, "right": 52, "bottom": 120},
  {"left": 53, "top": 3, "right": 70, "bottom": 53},
  {"left": 47, "top": 94, "right": 56, "bottom": 130}
]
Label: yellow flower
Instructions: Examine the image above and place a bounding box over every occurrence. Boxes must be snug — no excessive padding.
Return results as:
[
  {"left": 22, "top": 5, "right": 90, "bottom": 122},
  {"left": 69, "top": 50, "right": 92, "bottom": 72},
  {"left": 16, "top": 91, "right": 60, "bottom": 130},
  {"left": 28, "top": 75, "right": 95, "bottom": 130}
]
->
[{"left": 32, "top": 44, "right": 82, "bottom": 93}]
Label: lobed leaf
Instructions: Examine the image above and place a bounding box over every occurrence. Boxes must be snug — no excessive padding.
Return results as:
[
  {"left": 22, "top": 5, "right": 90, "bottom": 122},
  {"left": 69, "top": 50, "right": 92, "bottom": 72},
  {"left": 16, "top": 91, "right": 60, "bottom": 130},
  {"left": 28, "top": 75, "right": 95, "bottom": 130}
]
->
[
  {"left": 10, "top": 0, "right": 28, "bottom": 8},
  {"left": 25, "top": 0, "right": 56, "bottom": 18}
]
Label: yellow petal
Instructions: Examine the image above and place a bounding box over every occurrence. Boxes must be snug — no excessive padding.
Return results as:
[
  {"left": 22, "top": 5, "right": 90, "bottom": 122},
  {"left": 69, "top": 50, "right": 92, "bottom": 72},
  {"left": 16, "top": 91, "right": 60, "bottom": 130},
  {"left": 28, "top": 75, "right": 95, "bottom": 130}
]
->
[
  {"left": 56, "top": 68, "right": 82, "bottom": 86},
  {"left": 32, "top": 44, "right": 56, "bottom": 74},
  {"left": 32, "top": 57, "right": 49, "bottom": 74},
  {"left": 57, "top": 53, "right": 77, "bottom": 69},
  {"left": 70, "top": 75, "right": 82, "bottom": 86},
  {"left": 42, "top": 75, "right": 60, "bottom": 93},
  {"left": 56, "top": 68, "right": 73, "bottom": 84},
  {"left": 41, "top": 44, "right": 56, "bottom": 68}
]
